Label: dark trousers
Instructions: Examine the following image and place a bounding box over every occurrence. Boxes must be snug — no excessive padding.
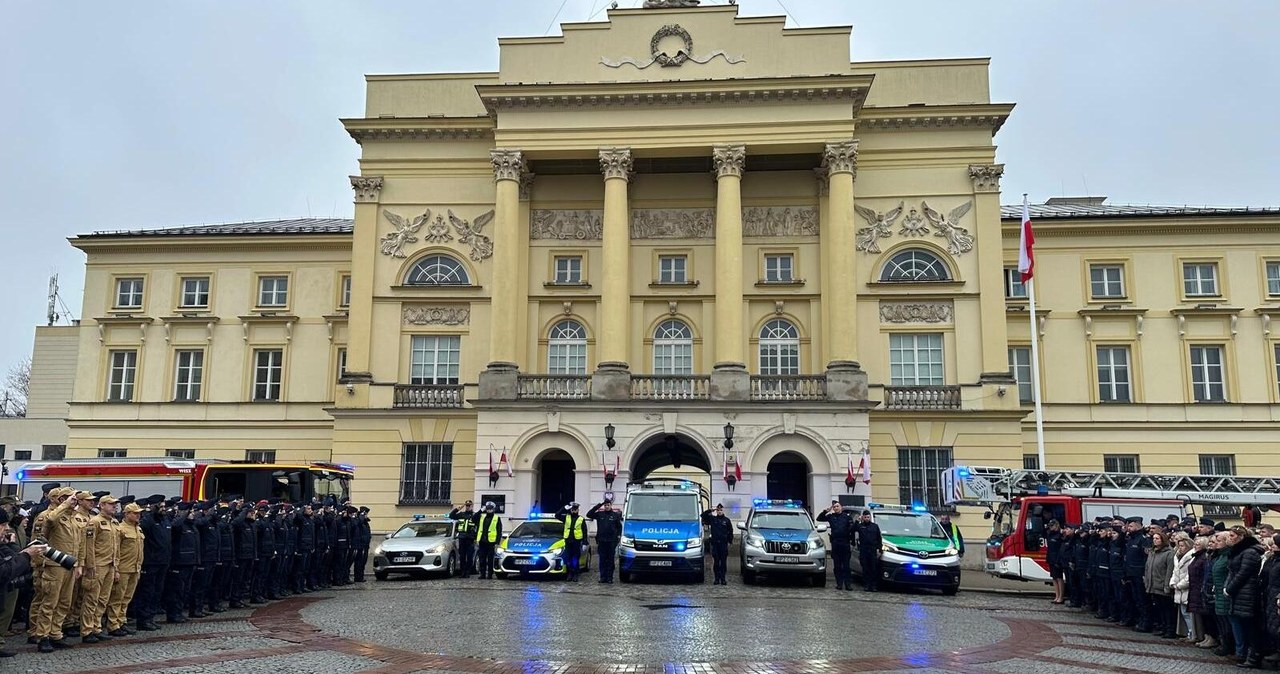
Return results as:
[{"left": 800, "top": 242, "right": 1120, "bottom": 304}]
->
[
  {"left": 134, "top": 564, "right": 168, "bottom": 622},
  {"left": 274, "top": 554, "right": 292, "bottom": 596},
  {"left": 859, "top": 550, "right": 881, "bottom": 590},
  {"left": 477, "top": 543, "right": 496, "bottom": 578},
  {"left": 188, "top": 565, "right": 210, "bottom": 614},
  {"left": 1094, "top": 575, "right": 1110, "bottom": 617},
  {"left": 457, "top": 538, "right": 475, "bottom": 576},
  {"left": 1112, "top": 578, "right": 1128, "bottom": 622},
  {"left": 331, "top": 547, "right": 350, "bottom": 585},
  {"left": 564, "top": 540, "right": 583, "bottom": 579},
  {"left": 831, "top": 543, "right": 852, "bottom": 587},
  {"left": 710, "top": 542, "right": 728, "bottom": 583},
  {"left": 163, "top": 566, "right": 194, "bottom": 619},
  {"left": 1126, "top": 577, "right": 1150, "bottom": 627},
  {"left": 208, "top": 563, "right": 228, "bottom": 608},
  {"left": 309, "top": 550, "right": 326, "bottom": 588},
  {"left": 353, "top": 547, "right": 369, "bottom": 581},
  {"left": 231, "top": 559, "right": 253, "bottom": 602},
  {"left": 293, "top": 554, "right": 310, "bottom": 592},
  {"left": 252, "top": 557, "right": 272, "bottom": 599},
  {"left": 597, "top": 541, "right": 617, "bottom": 581}
]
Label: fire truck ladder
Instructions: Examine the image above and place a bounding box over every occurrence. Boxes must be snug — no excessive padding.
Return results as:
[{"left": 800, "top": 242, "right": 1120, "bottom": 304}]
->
[{"left": 946, "top": 466, "right": 1280, "bottom": 506}]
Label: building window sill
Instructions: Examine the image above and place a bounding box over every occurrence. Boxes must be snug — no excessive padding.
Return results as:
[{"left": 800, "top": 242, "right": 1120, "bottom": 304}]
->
[
  {"left": 755, "top": 279, "right": 805, "bottom": 288},
  {"left": 543, "top": 281, "right": 592, "bottom": 289},
  {"left": 649, "top": 281, "right": 699, "bottom": 289}
]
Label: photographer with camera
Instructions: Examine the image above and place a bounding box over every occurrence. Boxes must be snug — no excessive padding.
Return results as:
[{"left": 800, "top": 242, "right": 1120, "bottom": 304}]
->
[{"left": 28, "top": 486, "right": 81, "bottom": 653}]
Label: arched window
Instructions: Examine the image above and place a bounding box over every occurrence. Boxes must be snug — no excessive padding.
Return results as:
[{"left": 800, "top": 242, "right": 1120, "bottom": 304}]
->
[
  {"left": 758, "top": 319, "right": 800, "bottom": 376},
  {"left": 547, "top": 320, "right": 588, "bottom": 375},
  {"left": 653, "top": 320, "right": 693, "bottom": 376},
  {"left": 405, "top": 254, "right": 469, "bottom": 286},
  {"left": 880, "top": 249, "right": 950, "bottom": 282}
]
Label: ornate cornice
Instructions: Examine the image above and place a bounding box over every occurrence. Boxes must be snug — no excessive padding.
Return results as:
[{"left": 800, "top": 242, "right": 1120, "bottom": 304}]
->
[
  {"left": 349, "top": 176, "right": 384, "bottom": 203},
  {"left": 599, "top": 148, "right": 634, "bottom": 181},
  {"left": 968, "top": 164, "right": 1004, "bottom": 193},
  {"left": 341, "top": 117, "right": 494, "bottom": 145},
  {"left": 822, "top": 141, "right": 859, "bottom": 178},
  {"left": 879, "top": 302, "right": 953, "bottom": 324},
  {"left": 712, "top": 144, "right": 746, "bottom": 180},
  {"left": 490, "top": 149, "right": 526, "bottom": 182},
  {"left": 858, "top": 104, "right": 1014, "bottom": 134}
]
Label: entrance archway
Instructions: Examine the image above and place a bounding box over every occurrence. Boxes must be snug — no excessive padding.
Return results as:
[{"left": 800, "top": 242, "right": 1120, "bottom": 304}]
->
[
  {"left": 630, "top": 433, "right": 712, "bottom": 483},
  {"left": 766, "top": 451, "right": 811, "bottom": 504},
  {"left": 536, "top": 449, "right": 576, "bottom": 513}
]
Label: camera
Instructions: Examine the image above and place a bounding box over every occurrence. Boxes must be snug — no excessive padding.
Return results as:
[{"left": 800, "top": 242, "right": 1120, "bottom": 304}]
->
[{"left": 31, "top": 538, "right": 77, "bottom": 570}]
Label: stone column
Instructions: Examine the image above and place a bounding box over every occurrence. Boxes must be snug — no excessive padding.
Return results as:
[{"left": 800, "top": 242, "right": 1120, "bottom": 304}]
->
[
  {"left": 481, "top": 150, "right": 525, "bottom": 400},
  {"left": 710, "top": 144, "right": 750, "bottom": 401},
  {"left": 593, "top": 148, "right": 634, "bottom": 401},
  {"left": 822, "top": 141, "right": 868, "bottom": 401},
  {"left": 969, "top": 163, "right": 1017, "bottom": 392},
  {"left": 339, "top": 175, "right": 383, "bottom": 408},
  {"left": 814, "top": 167, "right": 831, "bottom": 368}
]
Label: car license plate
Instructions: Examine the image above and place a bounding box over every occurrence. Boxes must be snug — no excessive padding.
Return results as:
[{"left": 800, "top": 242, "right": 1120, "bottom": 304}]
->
[
  {"left": 772, "top": 556, "right": 802, "bottom": 564},
  {"left": 913, "top": 569, "right": 938, "bottom": 576},
  {"left": 392, "top": 556, "right": 415, "bottom": 564},
  {"left": 649, "top": 559, "right": 673, "bottom": 567},
  {"left": 513, "top": 558, "right": 537, "bottom": 566}
]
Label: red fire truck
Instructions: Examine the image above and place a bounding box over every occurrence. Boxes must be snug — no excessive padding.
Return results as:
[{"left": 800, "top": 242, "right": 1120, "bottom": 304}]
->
[
  {"left": 943, "top": 466, "right": 1280, "bottom": 582},
  {"left": 14, "top": 458, "right": 354, "bottom": 503}
]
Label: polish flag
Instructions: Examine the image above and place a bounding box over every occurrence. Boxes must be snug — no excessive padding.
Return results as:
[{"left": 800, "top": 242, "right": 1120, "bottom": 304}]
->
[
  {"left": 734, "top": 454, "right": 742, "bottom": 481},
  {"left": 488, "top": 451, "right": 495, "bottom": 474},
  {"left": 1019, "top": 196, "right": 1036, "bottom": 283},
  {"left": 500, "top": 451, "right": 513, "bottom": 478},
  {"left": 846, "top": 454, "right": 856, "bottom": 483},
  {"left": 859, "top": 451, "right": 872, "bottom": 485}
]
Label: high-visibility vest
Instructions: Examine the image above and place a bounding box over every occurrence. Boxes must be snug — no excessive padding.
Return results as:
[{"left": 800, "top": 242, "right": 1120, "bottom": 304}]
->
[
  {"left": 455, "top": 516, "right": 474, "bottom": 534},
  {"left": 563, "top": 515, "right": 586, "bottom": 541},
  {"left": 476, "top": 514, "right": 500, "bottom": 543}
]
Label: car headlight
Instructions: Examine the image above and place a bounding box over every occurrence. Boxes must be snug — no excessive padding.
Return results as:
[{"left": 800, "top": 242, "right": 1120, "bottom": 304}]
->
[
  {"left": 620, "top": 535, "right": 634, "bottom": 548},
  {"left": 882, "top": 541, "right": 900, "bottom": 553},
  {"left": 425, "top": 544, "right": 443, "bottom": 554},
  {"left": 810, "top": 537, "right": 825, "bottom": 549},
  {"left": 549, "top": 548, "right": 563, "bottom": 557},
  {"left": 745, "top": 534, "right": 765, "bottom": 548},
  {"left": 686, "top": 537, "right": 702, "bottom": 549},
  {"left": 374, "top": 545, "right": 384, "bottom": 556},
  {"left": 945, "top": 547, "right": 958, "bottom": 556}
]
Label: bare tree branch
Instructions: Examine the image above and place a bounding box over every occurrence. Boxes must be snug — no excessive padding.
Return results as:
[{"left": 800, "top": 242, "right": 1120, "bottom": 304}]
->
[{"left": 2, "top": 357, "right": 30, "bottom": 417}]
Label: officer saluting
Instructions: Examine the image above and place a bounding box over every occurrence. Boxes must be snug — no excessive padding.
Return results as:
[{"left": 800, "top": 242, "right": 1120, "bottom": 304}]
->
[
  {"left": 586, "top": 498, "right": 623, "bottom": 584},
  {"left": 448, "top": 501, "right": 476, "bottom": 578},
  {"left": 817, "top": 500, "right": 855, "bottom": 591},
  {"left": 854, "top": 509, "right": 883, "bottom": 592},
  {"left": 700, "top": 504, "right": 733, "bottom": 585},
  {"left": 556, "top": 502, "right": 588, "bottom": 582},
  {"left": 474, "top": 502, "right": 502, "bottom": 579}
]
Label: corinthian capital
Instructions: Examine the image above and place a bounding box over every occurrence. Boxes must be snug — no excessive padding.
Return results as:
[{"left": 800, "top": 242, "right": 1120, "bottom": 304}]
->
[
  {"left": 599, "top": 147, "right": 633, "bottom": 181},
  {"left": 712, "top": 144, "right": 746, "bottom": 180},
  {"left": 822, "top": 141, "right": 859, "bottom": 178},
  {"left": 968, "top": 163, "right": 1005, "bottom": 193},
  {"left": 490, "top": 149, "right": 525, "bottom": 182},
  {"left": 349, "top": 175, "right": 384, "bottom": 203}
]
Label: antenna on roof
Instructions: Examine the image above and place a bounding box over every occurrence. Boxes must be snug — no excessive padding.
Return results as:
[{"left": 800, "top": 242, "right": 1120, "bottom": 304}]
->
[{"left": 46, "top": 274, "right": 58, "bottom": 326}]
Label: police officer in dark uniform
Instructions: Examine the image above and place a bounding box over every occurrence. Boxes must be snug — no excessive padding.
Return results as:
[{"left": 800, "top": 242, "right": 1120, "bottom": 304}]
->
[
  {"left": 293, "top": 503, "right": 316, "bottom": 593},
  {"left": 211, "top": 499, "right": 234, "bottom": 612},
  {"left": 586, "top": 498, "right": 623, "bottom": 583},
  {"left": 251, "top": 501, "right": 275, "bottom": 604},
  {"left": 474, "top": 502, "right": 502, "bottom": 579},
  {"left": 449, "top": 501, "right": 477, "bottom": 577},
  {"left": 312, "top": 503, "right": 331, "bottom": 590},
  {"left": 1108, "top": 519, "right": 1127, "bottom": 624},
  {"left": 1070, "top": 522, "right": 1091, "bottom": 607},
  {"left": 229, "top": 504, "right": 256, "bottom": 608},
  {"left": 352, "top": 507, "right": 372, "bottom": 582},
  {"left": 331, "top": 507, "right": 352, "bottom": 586},
  {"left": 190, "top": 501, "right": 219, "bottom": 618},
  {"left": 275, "top": 506, "right": 295, "bottom": 598},
  {"left": 135, "top": 495, "right": 173, "bottom": 631},
  {"left": 817, "top": 500, "right": 856, "bottom": 591},
  {"left": 854, "top": 509, "right": 883, "bottom": 592},
  {"left": 556, "top": 502, "right": 588, "bottom": 582},
  {"left": 700, "top": 503, "right": 733, "bottom": 585},
  {"left": 164, "top": 502, "right": 200, "bottom": 623},
  {"left": 1122, "top": 515, "right": 1150, "bottom": 631}
]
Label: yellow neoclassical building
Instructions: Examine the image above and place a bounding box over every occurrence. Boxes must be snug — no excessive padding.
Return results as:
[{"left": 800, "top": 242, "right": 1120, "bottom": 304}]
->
[{"left": 61, "top": 4, "right": 1280, "bottom": 532}]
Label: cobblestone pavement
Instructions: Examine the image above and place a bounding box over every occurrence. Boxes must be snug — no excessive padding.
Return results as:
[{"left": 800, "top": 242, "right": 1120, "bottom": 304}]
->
[{"left": 2, "top": 575, "right": 1254, "bottom": 673}]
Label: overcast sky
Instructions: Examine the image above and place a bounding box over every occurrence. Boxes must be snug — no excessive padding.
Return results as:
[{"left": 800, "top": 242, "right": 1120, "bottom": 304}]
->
[{"left": 2, "top": 1, "right": 1278, "bottom": 377}]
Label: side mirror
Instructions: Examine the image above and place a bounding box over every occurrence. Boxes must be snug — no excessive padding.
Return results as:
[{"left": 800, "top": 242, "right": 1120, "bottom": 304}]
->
[
  {"left": 814, "top": 523, "right": 829, "bottom": 533},
  {"left": 735, "top": 522, "right": 747, "bottom": 531}
]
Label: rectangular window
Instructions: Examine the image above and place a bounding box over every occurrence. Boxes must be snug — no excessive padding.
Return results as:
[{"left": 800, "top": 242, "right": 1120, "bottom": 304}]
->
[
  {"left": 1089, "top": 264, "right": 1125, "bottom": 299},
  {"left": 252, "top": 349, "right": 284, "bottom": 401},
  {"left": 179, "top": 276, "right": 210, "bottom": 308},
  {"left": 657, "top": 255, "right": 687, "bottom": 284},
  {"left": 14, "top": 449, "right": 32, "bottom": 461},
  {"left": 1003, "top": 268, "right": 1027, "bottom": 299},
  {"left": 340, "top": 275, "right": 352, "bottom": 307},
  {"left": 401, "top": 442, "right": 453, "bottom": 504},
  {"left": 258, "top": 276, "right": 289, "bottom": 307},
  {"left": 1103, "top": 454, "right": 1140, "bottom": 473},
  {"left": 98, "top": 448, "right": 127, "bottom": 459},
  {"left": 1022, "top": 454, "right": 1040, "bottom": 470},
  {"left": 1096, "top": 345, "right": 1132, "bottom": 403},
  {"left": 115, "top": 278, "right": 144, "bottom": 309},
  {"left": 897, "top": 447, "right": 953, "bottom": 511},
  {"left": 173, "top": 349, "right": 204, "bottom": 401},
  {"left": 336, "top": 347, "right": 348, "bottom": 383},
  {"left": 41, "top": 445, "right": 65, "bottom": 460},
  {"left": 1190, "top": 345, "right": 1226, "bottom": 402},
  {"left": 1267, "top": 261, "right": 1280, "bottom": 297},
  {"left": 1182, "top": 262, "right": 1219, "bottom": 297},
  {"left": 889, "top": 333, "right": 944, "bottom": 386},
  {"left": 246, "top": 449, "right": 276, "bottom": 463},
  {"left": 1008, "top": 346, "right": 1033, "bottom": 403},
  {"left": 553, "top": 256, "right": 583, "bottom": 284},
  {"left": 107, "top": 350, "right": 138, "bottom": 402},
  {"left": 166, "top": 449, "right": 196, "bottom": 460},
  {"left": 1199, "top": 453, "right": 1240, "bottom": 517},
  {"left": 410, "top": 335, "right": 460, "bottom": 385},
  {"left": 764, "top": 254, "right": 794, "bottom": 283}
]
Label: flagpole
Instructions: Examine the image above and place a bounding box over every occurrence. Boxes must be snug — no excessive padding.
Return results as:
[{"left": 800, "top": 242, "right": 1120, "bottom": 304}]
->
[{"left": 1023, "top": 194, "right": 1047, "bottom": 470}]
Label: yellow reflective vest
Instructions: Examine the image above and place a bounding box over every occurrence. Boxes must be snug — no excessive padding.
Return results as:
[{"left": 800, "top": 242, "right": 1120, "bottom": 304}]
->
[
  {"left": 475, "top": 513, "right": 501, "bottom": 543},
  {"left": 562, "top": 515, "right": 586, "bottom": 541}
]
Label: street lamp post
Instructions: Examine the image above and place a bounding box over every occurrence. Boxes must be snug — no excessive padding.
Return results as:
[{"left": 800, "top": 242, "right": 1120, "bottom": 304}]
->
[
  {"left": 722, "top": 423, "right": 736, "bottom": 492},
  {"left": 603, "top": 424, "right": 617, "bottom": 490}
]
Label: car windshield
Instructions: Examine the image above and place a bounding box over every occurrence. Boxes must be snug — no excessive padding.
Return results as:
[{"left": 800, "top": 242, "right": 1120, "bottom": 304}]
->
[
  {"left": 390, "top": 522, "right": 452, "bottom": 539},
  {"left": 751, "top": 511, "right": 812, "bottom": 530},
  {"left": 511, "top": 521, "right": 563, "bottom": 538},
  {"left": 625, "top": 493, "right": 700, "bottom": 522},
  {"left": 875, "top": 513, "right": 949, "bottom": 539}
]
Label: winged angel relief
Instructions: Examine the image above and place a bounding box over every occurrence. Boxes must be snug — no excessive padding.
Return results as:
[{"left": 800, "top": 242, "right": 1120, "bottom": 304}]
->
[
  {"left": 854, "top": 202, "right": 903, "bottom": 253},
  {"left": 922, "top": 201, "right": 975, "bottom": 255},
  {"left": 380, "top": 209, "right": 496, "bottom": 261},
  {"left": 379, "top": 210, "right": 427, "bottom": 258}
]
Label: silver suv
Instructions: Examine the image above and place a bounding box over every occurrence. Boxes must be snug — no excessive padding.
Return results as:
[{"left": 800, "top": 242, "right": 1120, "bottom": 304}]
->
[{"left": 737, "top": 499, "right": 828, "bottom": 586}]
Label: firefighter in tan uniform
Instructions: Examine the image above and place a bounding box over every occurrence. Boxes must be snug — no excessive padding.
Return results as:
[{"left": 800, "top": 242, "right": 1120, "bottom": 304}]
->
[
  {"left": 29, "top": 487, "right": 82, "bottom": 653},
  {"left": 106, "top": 501, "right": 144, "bottom": 637},
  {"left": 60, "top": 491, "right": 94, "bottom": 640},
  {"left": 79, "top": 495, "right": 120, "bottom": 643}
]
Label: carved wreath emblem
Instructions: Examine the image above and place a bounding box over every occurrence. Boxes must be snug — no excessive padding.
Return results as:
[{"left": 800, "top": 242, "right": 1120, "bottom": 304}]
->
[{"left": 651, "top": 24, "right": 693, "bottom": 67}]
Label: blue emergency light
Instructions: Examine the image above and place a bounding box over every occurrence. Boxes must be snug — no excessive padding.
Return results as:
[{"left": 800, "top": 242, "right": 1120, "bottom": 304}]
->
[
  {"left": 412, "top": 514, "right": 425, "bottom": 520},
  {"left": 957, "top": 467, "right": 971, "bottom": 479},
  {"left": 911, "top": 504, "right": 928, "bottom": 513},
  {"left": 752, "top": 498, "right": 804, "bottom": 508},
  {"left": 673, "top": 541, "right": 686, "bottom": 552},
  {"left": 867, "top": 502, "right": 882, "bottom": 509},
  {"left": 529, "top": 513, "right": 559, "bottom": 520}
]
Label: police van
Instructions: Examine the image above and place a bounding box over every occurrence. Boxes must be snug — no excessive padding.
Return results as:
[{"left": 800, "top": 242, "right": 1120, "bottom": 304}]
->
[
  {"left": 737, "top": 499, "right": 828, "bottom": 586},
  {"left": 618, "top": 479, "right": 707, "bottom": 583},
  {"left": 851, "top": 503, "right": 962, "bottom": 595},
  {"left": 494, "top": 513, "right": 592, "bottom": 578}
]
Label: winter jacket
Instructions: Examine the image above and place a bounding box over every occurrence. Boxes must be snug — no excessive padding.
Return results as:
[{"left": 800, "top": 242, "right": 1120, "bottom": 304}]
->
[
  {"left": 1225, "top": 537, "right": 1265, "bottom": 618},
  {"left": 1264, "top": 552, "right": 1280, "bottom": 638},
  {"left": 1143, "top": 545, "right": 1174, "bottom": 596},
  {"left": 1188, "top": 550, "right": 1212, "bottom": 615},
  {"left": 1211, "top": 549, "right": 1231, "bottom": 616},
  {"left": 1170, "top": 550, "right": 1193, "bottom": 604}
]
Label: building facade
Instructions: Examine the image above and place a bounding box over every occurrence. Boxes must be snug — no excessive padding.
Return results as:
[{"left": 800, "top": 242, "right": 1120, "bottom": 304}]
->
[{"left": 61, "top": 5, "right": 1280, "bottom": 532}]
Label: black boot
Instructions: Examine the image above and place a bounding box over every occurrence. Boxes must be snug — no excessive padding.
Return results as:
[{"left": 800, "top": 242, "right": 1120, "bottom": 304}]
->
[{"left": 37, "top": 638, "right": 53, "bottom": 653}]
